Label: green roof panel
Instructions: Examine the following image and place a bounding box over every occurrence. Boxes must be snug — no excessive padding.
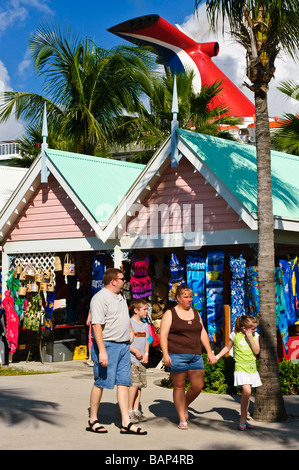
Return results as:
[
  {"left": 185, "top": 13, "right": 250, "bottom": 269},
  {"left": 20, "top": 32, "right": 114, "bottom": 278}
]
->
[{"left": 46, "top": 149, "right": 145, "bottom": 224}]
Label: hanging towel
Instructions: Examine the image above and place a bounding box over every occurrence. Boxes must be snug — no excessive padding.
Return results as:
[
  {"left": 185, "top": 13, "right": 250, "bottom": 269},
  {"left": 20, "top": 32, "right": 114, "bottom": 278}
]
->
[
  {"left": 279, "top": 259, "right": 297, "bottom": 327},
  {"left": 275, "top": 267, "right": 289, "bottom": 353},
  {"left": 206, "top": 250, "right": 224, "bottom": 342},
  {"left": 168, "top": 253, "right": 186, "bottom": 300},
  {"left": 230, "top": 254, "right": 246, "bottom": 328},
  {"left": 186, "top": 251, "right": 206, "bottom": 325}
]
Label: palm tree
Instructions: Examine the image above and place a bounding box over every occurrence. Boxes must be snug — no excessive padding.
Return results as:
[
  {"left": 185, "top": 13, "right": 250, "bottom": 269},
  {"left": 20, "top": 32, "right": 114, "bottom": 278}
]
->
[
  {"left": 131, "top": 71, "right": 239, "bottom": 161},
  {"left": 272, "top": 80, "right": 299, "bottom": 155},
  {"left": 195, "top": 0, "right": 299, "bottom": 422},
  {"left": 0, "top": 22, "right": 157, "bottom": 156}
]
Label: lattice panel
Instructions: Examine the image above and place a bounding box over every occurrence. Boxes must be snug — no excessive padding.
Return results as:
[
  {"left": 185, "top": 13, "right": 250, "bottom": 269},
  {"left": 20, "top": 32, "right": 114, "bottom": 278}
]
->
[{"left": 11, "top": 253, "right": 56, "bottom": 281}]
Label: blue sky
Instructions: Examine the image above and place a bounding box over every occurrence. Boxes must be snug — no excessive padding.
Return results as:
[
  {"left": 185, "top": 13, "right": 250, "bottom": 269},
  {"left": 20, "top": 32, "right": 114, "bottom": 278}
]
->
[{"left": 0, "top": 0, "right": 298, "bottom": 140}]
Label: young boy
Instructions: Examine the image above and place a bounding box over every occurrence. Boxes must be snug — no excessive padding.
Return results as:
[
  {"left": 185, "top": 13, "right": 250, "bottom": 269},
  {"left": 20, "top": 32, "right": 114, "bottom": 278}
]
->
[{"left": 128, "top": 299, "right": 149, "bottom": 423}]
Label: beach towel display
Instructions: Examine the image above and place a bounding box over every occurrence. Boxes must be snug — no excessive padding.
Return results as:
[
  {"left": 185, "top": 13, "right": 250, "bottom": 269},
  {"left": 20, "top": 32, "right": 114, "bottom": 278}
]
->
[
  {"left": 245, "top": 266, "right": 259, "bottom": 316},
  {"left": 279, "top": 259, "right": 297, "bottom": 327},
  {"left": 230, "top": 254, "right": 246, "bottom": 328},
  {"left": 91, "top": 254, "right": 106, "bottom": 296},
  {"left": 291, "top": 258, "right": 299, "bottom": 317},
  {"left": 168, "top": 253, "right": 186, "bottom": 300},
  {"left": 205, "top": 250, "right": 225, "bottom": 342},
  {"left": 186, "top": 251, "right": 206, "bottom": 325},
  {"left": 275, "top": 267, "right": 289, "bottom": 353},
  {"left": 1, "top": 290, "right": 19, "bottom": 354},
  {"left": 130, "top": 256, "right": 152, "bottom": 298}
]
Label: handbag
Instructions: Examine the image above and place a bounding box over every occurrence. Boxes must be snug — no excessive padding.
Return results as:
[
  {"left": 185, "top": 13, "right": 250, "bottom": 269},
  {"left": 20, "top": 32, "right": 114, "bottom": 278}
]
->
[
  {"left": 63, "top": 253, "right": 75, "bottom": 276},
  {"left": 148, "top": 323, "right": 160, "bottom": 347},
  {"left": 54, "top": 256, "right": 62, "bottom": 272},
  {"left": 47, "top": 273, "right": 55, "bottom": 292}
]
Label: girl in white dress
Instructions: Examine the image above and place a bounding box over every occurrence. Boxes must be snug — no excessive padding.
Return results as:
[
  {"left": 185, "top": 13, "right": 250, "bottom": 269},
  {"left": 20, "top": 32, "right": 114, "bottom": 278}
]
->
[{"left": 216, "top": 314, "right": 262, "bottom": 430}]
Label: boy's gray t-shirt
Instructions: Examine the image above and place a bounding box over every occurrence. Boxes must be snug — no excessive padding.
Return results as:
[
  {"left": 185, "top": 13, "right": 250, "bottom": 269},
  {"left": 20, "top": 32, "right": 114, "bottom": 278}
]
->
[
  {"left": 130, "top": 318, "right": 149, "bottom": 363},
  {"left": 90, "top": 288, "right": 130, "bottom": 342}
]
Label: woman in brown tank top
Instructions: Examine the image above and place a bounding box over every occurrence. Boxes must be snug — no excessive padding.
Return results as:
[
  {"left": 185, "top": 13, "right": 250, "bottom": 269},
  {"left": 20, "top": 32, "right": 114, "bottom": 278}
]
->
[{"left": 160, "top": 284, "right": 217, "bottom": 429}]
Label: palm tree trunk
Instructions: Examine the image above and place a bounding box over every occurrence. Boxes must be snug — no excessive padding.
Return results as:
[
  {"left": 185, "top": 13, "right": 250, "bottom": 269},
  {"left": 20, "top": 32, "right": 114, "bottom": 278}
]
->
[{"left": 253, "top": 88, "right": 287, "bottom": 422}]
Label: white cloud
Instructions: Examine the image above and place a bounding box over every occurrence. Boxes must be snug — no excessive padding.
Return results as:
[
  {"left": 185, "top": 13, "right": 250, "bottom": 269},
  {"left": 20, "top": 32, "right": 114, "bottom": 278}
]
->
[
  {"left": 182, "top": 5, "right": 299, "bottom": 118},
  {"left": 0, "top": 60, "right": 25, "bottom": 141}
]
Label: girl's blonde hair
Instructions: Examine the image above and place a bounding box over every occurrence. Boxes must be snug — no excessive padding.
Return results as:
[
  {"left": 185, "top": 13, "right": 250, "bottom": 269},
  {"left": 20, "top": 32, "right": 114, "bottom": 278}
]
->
[
  {"left": 169, "top": 283, "right": 193, "bottom": 300},
  {"left": 234, "top": 314, "right": 258, "bottom": 333}
]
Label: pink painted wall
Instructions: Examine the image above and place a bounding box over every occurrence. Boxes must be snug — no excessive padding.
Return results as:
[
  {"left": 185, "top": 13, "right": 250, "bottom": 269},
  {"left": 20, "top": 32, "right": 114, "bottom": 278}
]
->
[
  {"left": 127, "top": 157, "right": 247, "bottom": 235},
  {"left": 6, "top": 174, "right": 92, "bottom": 241}
]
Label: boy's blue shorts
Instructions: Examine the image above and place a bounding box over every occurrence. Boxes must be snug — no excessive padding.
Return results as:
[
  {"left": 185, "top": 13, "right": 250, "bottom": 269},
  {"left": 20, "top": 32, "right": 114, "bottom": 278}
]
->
[{"left": 91, "top": 340, "right": 131, "bottom": 389}]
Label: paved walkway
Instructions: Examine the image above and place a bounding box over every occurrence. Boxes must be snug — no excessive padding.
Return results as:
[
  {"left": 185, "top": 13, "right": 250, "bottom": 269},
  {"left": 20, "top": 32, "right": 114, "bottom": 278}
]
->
[{"left": 1, "top": 359, "right": 299, "bottom": 452}]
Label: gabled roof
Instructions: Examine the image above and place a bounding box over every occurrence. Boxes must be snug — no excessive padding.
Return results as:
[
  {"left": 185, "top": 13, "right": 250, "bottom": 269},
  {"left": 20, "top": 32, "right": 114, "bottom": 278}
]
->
[
  {"left": 104, "top": 128, "right": 299, "bottom": 240},
  {"left": 177, "top": 129, "right": 299, "bottom": 228},
  {"left": 45, "top": 149, "right": 145, "bottom": 225},
  {"left": 0, "top": 149, "right": 145, "bottom": 242}
]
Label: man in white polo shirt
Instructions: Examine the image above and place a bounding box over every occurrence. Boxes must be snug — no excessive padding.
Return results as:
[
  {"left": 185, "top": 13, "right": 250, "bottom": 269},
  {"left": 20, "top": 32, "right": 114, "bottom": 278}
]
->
[{"left": 86, "top": 268, "right": 147, "bottom": 435}]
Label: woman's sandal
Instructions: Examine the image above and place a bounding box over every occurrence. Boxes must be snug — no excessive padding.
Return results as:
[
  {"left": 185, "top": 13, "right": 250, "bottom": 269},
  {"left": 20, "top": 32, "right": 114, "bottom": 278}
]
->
[
  {"left": 120, "top": 422, "right": 147, "bottom": 435},
  {"left": 86, "top": 419, "right": 108, "bottom": 433},
  {"left": 178, "top": 421, "right": 188, "bottom": 430}
]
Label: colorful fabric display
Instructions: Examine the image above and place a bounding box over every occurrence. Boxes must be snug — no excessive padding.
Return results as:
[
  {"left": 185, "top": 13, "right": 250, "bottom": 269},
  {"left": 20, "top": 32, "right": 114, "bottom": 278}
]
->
[
  {"left": 186, "top": 251, "right": 206, "bottom": 325},
  {"left": 275, "top": 267, "right": 289, "bottom": 353},
  {"left": 168, "top": 253, "right": 186, "bottom": 300},
  {"left": 205, "top": 250, "right": 225, "bottom": 342},
  {"left": 279, "top": 259, "right": 297, "bottom": 327},
  {"left": 291, "top": 258, "right": 299, "bottom": 317},
  {"left": 245, "top": 266, "right": 259, "bottom": 316},
  {"left": 130, "top": 256, "right": 152, "bottom": 298},
  {"left": 1, "top": 290, "right": 19, "bottom": 354},
  {"left": 230, "top": 254, "right": 246, "bottom": 328},
  {"left": 44, "top": 289, "right": 55, "bottom": 330},
  {"left": 92, "top": 254, "right": 106, "bottom": 296}
]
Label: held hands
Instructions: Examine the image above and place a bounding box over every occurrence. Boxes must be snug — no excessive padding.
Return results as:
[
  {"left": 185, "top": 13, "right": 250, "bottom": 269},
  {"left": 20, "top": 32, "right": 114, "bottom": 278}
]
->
[{"left": 207, "top": 352, "right": 218, "bottom": 365}]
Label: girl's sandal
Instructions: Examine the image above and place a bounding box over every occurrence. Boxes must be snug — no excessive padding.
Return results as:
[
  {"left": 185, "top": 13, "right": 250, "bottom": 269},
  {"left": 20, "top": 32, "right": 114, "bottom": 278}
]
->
[
  {"left": 178, "top": 421, "right": 188, "bottom": 430},
  {"left": 246, "top": 422, "right": 255, "bottom": 430},
  {"left": 238, "top": 422, "right": 247, "bottom": 431}
]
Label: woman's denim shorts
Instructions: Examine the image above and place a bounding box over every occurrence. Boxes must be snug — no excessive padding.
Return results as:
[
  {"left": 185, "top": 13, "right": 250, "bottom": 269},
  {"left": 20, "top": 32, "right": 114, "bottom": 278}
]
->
[
  {"left": 165, "top": 353, "right": 205, "bottom": 373},
  {"left": 91, "top": 340, "right": 131, "bottom": 389}
]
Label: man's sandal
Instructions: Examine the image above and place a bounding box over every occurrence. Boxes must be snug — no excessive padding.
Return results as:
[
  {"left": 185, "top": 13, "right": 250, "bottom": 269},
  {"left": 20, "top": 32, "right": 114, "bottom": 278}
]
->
[
  {"left": 120, "top": 422, "right": 147, "bottom": 435},
  {"left": 86, "top": 419, "right": 108, "bottom": 433}
]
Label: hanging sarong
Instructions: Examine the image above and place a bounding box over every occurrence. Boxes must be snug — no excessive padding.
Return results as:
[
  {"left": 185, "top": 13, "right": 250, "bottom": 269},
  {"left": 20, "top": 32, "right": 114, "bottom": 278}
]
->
[
  {"left": 275, "top": 267, "right": 289, "bottom": 353},
  {"left": 92, "top": 254, "right": 106, "bottom": 297},
  {"left": 44, "top": 289, "right": 55, "bottom": 330},
  {"left": 245, "top": 266, "right": 259, "bottom": 317},
  {"left": 1, "top": 290, "right": 19, "bottom": 354},
  {"left": 168, "top": 253, "right": 186, "bottom": 300},
  {"left": 186, "top": 251, "right": 206, "bottom": 325},
  {"left": 291, "top": 258, "right": 299, "bottom": 318},
  {"left": 279, "top": 259, "right": 297, "bottom": 327},
  {"left": 130, "top": 256, "right": 152, "bottom": 299},
  {"left": 206, "top": 250, "right": 224, "bottom": 342},
  {"left": 230, "top": 254, "right": 246, "bottom": 329}
]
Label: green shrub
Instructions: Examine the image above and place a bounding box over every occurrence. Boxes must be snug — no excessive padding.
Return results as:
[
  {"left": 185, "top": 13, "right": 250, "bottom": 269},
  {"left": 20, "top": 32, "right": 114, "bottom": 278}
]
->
[
  {"left": 278, "top": 359, "right": 299, "bottom": 395},
  {"left": 160, "top": 355, "right": 299, "bottom": 395}
]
